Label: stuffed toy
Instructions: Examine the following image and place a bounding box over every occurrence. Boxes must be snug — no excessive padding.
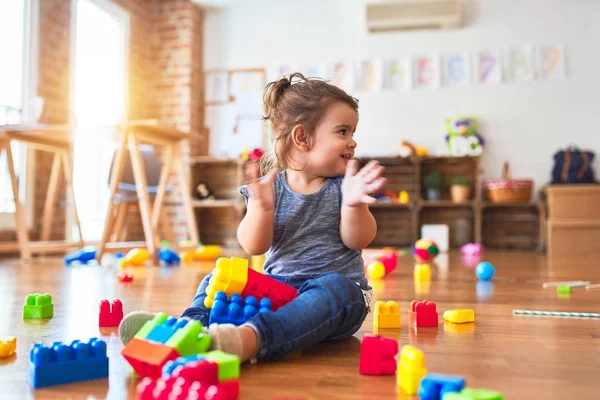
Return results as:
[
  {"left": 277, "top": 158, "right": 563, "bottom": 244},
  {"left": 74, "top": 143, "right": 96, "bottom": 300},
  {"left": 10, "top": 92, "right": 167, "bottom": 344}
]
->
[
  {"left": 445, "top": 117, "right": 484, "bottom": 156},
  {"left": 195, "top": 182, "right": 215, "bottom": 201}
]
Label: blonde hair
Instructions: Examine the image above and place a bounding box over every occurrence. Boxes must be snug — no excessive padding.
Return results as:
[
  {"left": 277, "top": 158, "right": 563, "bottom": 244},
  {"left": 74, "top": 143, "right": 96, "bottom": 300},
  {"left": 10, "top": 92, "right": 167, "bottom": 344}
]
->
[{"left": 260, "top": 72, "right": 359, "bottom": 174}]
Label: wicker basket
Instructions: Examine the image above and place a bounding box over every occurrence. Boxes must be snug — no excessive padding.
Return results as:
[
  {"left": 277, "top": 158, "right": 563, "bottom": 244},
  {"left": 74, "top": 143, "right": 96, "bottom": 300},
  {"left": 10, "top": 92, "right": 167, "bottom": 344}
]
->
[{"left": 484, "top": 162, "right": 533, "bottom": 203}]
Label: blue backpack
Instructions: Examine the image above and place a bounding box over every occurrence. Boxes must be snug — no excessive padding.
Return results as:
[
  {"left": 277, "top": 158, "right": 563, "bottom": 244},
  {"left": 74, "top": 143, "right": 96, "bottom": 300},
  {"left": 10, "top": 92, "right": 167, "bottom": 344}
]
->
[{"left": 551, "top": 148, "right": 597, "bottom": 184}]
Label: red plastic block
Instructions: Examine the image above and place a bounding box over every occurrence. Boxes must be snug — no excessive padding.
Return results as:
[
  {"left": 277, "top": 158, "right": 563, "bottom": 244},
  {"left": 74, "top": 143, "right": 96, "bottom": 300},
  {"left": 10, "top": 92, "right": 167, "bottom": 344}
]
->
[
  {"left": 137, "top": 374, "right": 240, "bottom": 400},
  {"left": 359, "top": 334, "right": 398, "bottom": 375},
  {"left": 121, "top": 338, "right": 179, "bottom": 379},
  {"left": 241, "top": 268, "right": 298, "bottom": 311},
  {"left": 117, "top": 272, "right": 133, "bottom": 282},
  {"left": 99, "top": 299, "right": 124, "bottom": 327},
  {"left": 409, "top": 300, "right": 438, "bottom": 327},
  {"left": 173, "top": 360, "right": 219, "bottom": 385}
]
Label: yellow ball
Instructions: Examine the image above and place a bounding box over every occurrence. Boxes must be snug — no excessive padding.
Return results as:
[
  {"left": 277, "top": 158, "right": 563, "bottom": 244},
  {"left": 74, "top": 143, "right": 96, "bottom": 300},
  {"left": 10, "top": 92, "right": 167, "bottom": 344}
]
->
[{"left": 367, "top": 261, "right": 386, "bottom": 280}]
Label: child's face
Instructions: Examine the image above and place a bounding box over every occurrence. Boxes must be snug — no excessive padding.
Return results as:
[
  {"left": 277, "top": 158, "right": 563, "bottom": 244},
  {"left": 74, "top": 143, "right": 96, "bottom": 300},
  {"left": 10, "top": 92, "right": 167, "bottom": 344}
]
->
[{"left": 308, "top": 102, "right": 358, "bottom": 177}]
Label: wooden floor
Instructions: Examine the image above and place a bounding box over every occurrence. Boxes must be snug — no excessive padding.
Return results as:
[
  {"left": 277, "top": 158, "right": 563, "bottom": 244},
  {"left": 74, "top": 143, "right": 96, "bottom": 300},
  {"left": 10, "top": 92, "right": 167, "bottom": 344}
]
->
[{"left": 1, "top": 250, "right": 600, "bottom": 400}]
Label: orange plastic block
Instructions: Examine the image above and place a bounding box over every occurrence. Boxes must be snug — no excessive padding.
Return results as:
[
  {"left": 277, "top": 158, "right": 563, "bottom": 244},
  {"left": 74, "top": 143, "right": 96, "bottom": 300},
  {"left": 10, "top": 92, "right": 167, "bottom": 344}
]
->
[
  {"left": 408, "top": 300, "right": 438, "bottom": 327},
  {"left": 443, "top": 309, "right": 475, "bottom": 324},
  {"left": 374, "top": 301, "right": 401, "bottom": 330},
  {"left": 414, "top": 264, "right": 431, "bottom": 281},
  {"left": 0, "top": 337, "right": 16, "bottom": 357},
  {"left": 204, "top": 257, "right": 249, "bottom": 308},
  {"left": 397, "top": 344, "right": 427, "bottom": 395},
  {"left": 121, "top": 338, "right": 179, "bottom": 379}
]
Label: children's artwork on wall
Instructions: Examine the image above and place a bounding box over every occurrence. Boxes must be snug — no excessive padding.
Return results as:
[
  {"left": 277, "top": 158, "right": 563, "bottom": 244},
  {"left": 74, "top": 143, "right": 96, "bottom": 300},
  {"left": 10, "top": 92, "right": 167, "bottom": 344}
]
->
[
  {"left": 537, "top": 45, "right": 566, "bottom": 80},
  {"left": 442, "top": 53, "right": 470, "bottom": 86},
  {"left": 329, "top": 61, "right": 354, "bottom": 91},
  {"left": 508, "top": 47, "right": 535, "bottom": 82},
  {"left": 205, "top": 71, "right": 229, "bottom": 104},
  {"left": 383, "top": 57, "right": 411, "bottom": 90},
  {"left": 355, "top": 59, "right": 383, "bottom": 92},
  {"left": 413, "top": 55, "right": 440, "bottom": 89},
  {"left": 477, "top": 50, "right": 502, "bottom": 84}
]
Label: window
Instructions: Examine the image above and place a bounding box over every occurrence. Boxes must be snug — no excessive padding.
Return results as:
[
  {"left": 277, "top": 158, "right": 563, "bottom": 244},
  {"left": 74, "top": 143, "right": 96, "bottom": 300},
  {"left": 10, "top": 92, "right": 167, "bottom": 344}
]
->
[{"left": 0, "top": 0, "right": 38, "bottom": 227}]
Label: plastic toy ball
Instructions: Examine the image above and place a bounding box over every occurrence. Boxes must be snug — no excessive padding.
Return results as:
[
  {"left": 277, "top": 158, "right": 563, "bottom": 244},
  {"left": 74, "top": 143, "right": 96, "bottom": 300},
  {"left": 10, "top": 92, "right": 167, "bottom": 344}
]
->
[
  {"left": 366, "top": 261, "right": 386, "bottom": 280},
  {"left": 413, "top": 239, "right": 439, "bottom": 262},
  {"left": 476, "top": 261, "right": 495, "bottom": 281}
]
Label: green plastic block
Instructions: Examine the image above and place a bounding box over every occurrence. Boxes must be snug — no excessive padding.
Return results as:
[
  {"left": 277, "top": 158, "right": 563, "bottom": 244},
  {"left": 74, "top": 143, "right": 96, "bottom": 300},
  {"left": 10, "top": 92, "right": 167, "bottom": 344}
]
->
[
  {"left": 134, "top": 313, "right": 169, "bottom": 340},
  {"left": 443, "top": 388, "right": 504, "bottom": 400},
  {"left": 205, "top": 350, "right": 240, "bottom": 381},
  {"left": 23, "top": 293, "right": 53, "bottom": 319},
  {"left": 165, "top": 320, "right": 211, "bottom": 356},
  {"left": 557, "top": 285, "right": 571, "bottom": 295}
]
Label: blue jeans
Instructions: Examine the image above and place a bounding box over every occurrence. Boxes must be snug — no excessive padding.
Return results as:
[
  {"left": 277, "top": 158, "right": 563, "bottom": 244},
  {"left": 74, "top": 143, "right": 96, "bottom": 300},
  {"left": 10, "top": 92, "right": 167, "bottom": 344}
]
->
[{"left": 181, "top": 271, "right": 369, "bottom": 361}]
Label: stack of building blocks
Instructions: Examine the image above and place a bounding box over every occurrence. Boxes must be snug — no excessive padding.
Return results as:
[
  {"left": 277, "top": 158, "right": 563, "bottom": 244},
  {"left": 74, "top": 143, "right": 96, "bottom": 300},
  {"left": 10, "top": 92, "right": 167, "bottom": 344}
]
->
[
  {"left": 359, "top": 334, "right": 398, "bottom": 376},
  {"left": 210, "top": 291, "right": 272, "bottom": 325},
  {"left": 414, "top": 264, "right": 432, "bottom": 281},
  {"left": 121, "top": 313, "right": 211, "bottom": 379},
  {"left": 29, "top": 338, "right": 109, "bottom": 388},
  {"left": 204, "top": 257, "right": 297, "bottom": 311},
  {"left": 443, "top": 309, "right": 475, "bottom": 324},
  {"left": 418, "top": 373, "right": 466, "bottom": 400},
  {"left": 409, "top": 300, "right": 438, "bottom": 327},
  {"left": 0, "top": 337, "right": 17, "bottom": 357},
  {"left": 443, "top": 388, "right": 504, "bottom": 400},
  {"left": 138, "top": 351, "right": 240, "bottom": 400},
  {"left": 373, "top": 300, "right": 401, "bottom": 331},
  {"left": 99, "top": 299, "right": 124, "bottom": 327},
  {"left": 23, "top": 293, "right": 54, "bottom": 320},
  {"left": 397, "top": 345, "right": 427, "bottom": 395}
]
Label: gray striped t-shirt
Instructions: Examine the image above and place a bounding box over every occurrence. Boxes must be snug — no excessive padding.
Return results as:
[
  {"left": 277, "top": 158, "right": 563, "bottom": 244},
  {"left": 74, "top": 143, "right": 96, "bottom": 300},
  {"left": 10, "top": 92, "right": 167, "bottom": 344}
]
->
[{"left": 238, "top": 171, "right": 369, "bottom": 290}]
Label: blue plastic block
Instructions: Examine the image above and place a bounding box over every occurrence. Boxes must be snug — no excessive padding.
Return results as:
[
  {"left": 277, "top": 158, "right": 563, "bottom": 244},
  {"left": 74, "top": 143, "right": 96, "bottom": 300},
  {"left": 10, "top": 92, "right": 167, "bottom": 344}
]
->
[
  {"left": 209, "top": 291, "right": 272, "bottom": 326},
  {"left": 158, "top": 248, "right": 181, "bottom": 266},
  {"left": 64, "top": 246, "right": 97, "bottom": 265},
  {"left": 29, "top": 338, "right": 108, "bottom": 388},
  {"left": 145, "top": 316, "right": 190, "bottom": 344},
  {"left": 162, "top": 354, "right": 206, "bottom": 377},
  {"left": 419, "top": 373, "right": 466, "bottom": 400}
]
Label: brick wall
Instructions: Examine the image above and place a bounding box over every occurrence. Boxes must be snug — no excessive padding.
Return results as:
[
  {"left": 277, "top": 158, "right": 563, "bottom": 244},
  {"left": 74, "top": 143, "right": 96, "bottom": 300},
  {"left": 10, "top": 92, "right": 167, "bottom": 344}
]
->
[{"left": 30, "top": 0, "right": 204, "bottom": 245}]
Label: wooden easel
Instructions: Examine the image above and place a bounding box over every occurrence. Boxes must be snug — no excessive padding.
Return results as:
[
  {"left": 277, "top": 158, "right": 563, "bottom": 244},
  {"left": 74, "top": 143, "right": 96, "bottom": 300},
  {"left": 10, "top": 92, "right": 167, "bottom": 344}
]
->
[
  {"left": 96, "top": 120, "right": 200, "bottom": 261},
  {"left": 0, "top": 124, "right": 84, "bottom": 259}
]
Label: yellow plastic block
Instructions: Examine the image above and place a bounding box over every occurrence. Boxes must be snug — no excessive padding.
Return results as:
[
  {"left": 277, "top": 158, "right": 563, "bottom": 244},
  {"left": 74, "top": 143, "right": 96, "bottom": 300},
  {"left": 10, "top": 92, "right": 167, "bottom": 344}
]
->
[
  {"left": 397, "top": 345, "right": 427, "bottom": 395},
  {"left": 443, "top": 309, "right": 475, "bottom": 324},
  {"left": 373, "top": 301, "right": 401, "bottom": 330},
  {"left": 414, "top": 264, "right": 431, "bottom": 281},
  {"left": 204, "top": 257, "right": 249, "bottom": 308},
  {"left": 0, "top": 337, "right": 16, "bottom": 357},
  {"left": 119, "top": 248, "right": 149, "bottom": 268}
]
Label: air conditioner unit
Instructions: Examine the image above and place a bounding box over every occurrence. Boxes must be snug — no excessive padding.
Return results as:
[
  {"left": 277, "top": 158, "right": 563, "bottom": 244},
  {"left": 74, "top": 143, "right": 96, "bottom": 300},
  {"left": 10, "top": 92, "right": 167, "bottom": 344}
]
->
[{"left": 366, "top": 0, "right": 463, "bottom": 33}]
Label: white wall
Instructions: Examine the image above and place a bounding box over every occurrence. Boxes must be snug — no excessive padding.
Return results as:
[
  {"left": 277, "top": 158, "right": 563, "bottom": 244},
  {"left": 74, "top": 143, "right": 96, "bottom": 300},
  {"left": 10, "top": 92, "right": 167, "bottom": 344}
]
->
[{"left": 204, "top": 0, "right": 600, "bottom": 192}]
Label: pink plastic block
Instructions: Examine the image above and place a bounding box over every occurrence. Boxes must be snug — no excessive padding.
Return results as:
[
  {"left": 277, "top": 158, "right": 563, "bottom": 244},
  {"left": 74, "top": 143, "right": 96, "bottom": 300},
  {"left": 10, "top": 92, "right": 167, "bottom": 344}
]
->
[
  {"left": 99, "top": 299, "right": 123, "bottom": 327},
  {"left": 359, "top": 334, "right": 398, "bottom": 375},
  {"left": 241, "top": 268, "right": 297, "bottom": 311},
  {"left": 137, "top": 376, "right": 239, "bottom": 400},
  {"left": 379, "top": 251, "right": 398, "bottom": 274},
  {"left": 409, "top": 300, "right": 438, "bottom": 327},
  {"left": 117, "top": 272, "right": 133, "bottom": 282}
]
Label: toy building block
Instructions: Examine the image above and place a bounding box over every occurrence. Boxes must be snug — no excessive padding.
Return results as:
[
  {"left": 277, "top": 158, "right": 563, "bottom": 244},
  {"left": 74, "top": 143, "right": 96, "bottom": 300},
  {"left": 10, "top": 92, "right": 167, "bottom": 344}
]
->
[
  {"left": 557, "top": 285, "right": 571, "bottom": 295},
  {"left": 204, "top": 257, "right": 298, "bottom": 311},
  {"left": 359, "top": 334, "right": 398, "bottom": 376},
  {"left": 159, "top": 248, "right": 181, "bottom": 266},
  {"left": 121, "top": 337, "right": 180, "bottom": 379},
  {"left": 145, "top": 316, "right": 190, "bottom": 344},
  {"left": 418, "top": 373, "right": 466, "bottom": 400},
  {"left": 29, "top": 338, "right": 109, "bottom": 388},
  {"left": 99, "top": 299, "right": 123, "bottom": 327},
  {"left": 379, "top": 248, "right": 398, "bottom": 274},
  {"left": 443, "top": 388, "right": 504, "bottom": 400},
  {"left": 135, "top": 313, "right": 169, "bottom": 340},
  {"left": 163, "top": 354, "right": 206, "bottom": 377},
  {"left": 117, "top": 271, "right": 133, "bottom": 282},
  {"left": 164, "top": 319, "right": 211, "bottom": 356},
  {"left": 397, "top": 345, "right": 427, "bottom": 395},
  {"left": 373, "top": 300, "right": 401, "bottom": 330},
  {"left": 409, "top": 300, "right": 438, "bottom": 327},
  {"left": 119, "top": 248, "right": 149, "bottom": 268},
  {"left": 23, "top": 293, "right": 53, "bottom": 319},
  {"left": 209, "top": 292, "right": 272, "bottom": 326},
  {"left": 443, "top": 309, "right": 475, "bottom": 324},
  {"left": 205, "top": 350, "right": 241, "bottom": 381},
  {"left": 0, "top": 337, "right": 16, "bottom": 357},
  {"left": 64, "top": 246, "right": 97, "bottom": 265},
  {"left": 414, "top": 264, "right": 432, "bottom": 281}
]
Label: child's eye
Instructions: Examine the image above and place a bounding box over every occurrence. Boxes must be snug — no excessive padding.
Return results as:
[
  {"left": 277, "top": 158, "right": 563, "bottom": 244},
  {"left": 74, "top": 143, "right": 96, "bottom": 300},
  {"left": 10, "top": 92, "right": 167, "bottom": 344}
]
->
[{"left": 338, "top": 129, "right": 346, "bottom": 135}]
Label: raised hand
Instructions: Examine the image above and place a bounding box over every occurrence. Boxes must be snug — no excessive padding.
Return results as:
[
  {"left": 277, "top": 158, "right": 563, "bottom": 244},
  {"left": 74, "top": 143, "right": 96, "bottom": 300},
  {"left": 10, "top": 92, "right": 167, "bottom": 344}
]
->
[
  {"left": 342, "top": 160, "right": 387, "bottom": 207},
  {"left": 246, "top": 169, "right": 279, "bottom": 211}
]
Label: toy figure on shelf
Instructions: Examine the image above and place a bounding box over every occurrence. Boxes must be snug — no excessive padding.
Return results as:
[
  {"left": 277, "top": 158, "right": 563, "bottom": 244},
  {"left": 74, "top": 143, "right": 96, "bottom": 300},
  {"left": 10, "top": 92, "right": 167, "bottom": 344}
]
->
[
  {"left": 445, "top": 117, "right": 484, "bottom": 157},
  {"left": 398, "top": 141, "right": 428, "bottom": 158},
  {"left": 239, "top": 148, "right": 264, "bottom": 161},
  {"left": 194, "top": 182, "right": 215, "bottom": 201}
]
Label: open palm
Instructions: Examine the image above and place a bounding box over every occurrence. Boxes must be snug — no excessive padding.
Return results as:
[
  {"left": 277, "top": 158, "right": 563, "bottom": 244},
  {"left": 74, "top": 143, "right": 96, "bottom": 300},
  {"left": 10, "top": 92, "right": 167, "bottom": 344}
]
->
[{"left": 342, "top": 160, "right": 387, "bottom": 207}]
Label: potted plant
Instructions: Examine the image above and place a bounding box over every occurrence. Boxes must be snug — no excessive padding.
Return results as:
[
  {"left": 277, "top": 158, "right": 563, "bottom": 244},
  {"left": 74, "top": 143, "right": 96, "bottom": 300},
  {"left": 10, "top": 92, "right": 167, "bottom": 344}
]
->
[
  {"left": 424, "top": 171, "right": 443, "bottom": 200},
  {"left": 450, "top": 176, "right": 471, "bottom": 203}
]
